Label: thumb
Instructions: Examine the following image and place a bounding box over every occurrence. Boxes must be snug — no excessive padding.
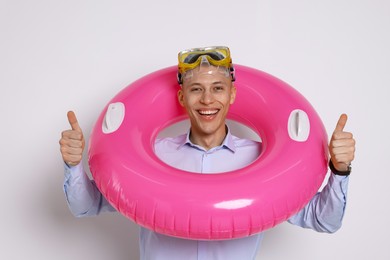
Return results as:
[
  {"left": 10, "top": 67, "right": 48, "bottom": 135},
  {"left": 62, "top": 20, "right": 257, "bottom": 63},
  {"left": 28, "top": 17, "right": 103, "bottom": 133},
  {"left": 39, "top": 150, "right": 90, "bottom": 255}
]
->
[
  {"left": 67, "top": 111, "right": 82, "bottom": 132},
  {"left": 334, "top": 113, "right": 348, "bottom": 132}
]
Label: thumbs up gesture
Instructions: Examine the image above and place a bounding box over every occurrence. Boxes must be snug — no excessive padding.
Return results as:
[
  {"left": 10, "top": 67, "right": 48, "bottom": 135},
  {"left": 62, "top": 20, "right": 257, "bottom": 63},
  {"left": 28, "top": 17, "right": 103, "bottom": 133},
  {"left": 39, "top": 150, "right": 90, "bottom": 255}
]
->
[
  {"left": 59, "top": 111, "right": 85, "bottom": 166},
  {"left": 329, "top": 114, "right": 356, "bottom": 172}
]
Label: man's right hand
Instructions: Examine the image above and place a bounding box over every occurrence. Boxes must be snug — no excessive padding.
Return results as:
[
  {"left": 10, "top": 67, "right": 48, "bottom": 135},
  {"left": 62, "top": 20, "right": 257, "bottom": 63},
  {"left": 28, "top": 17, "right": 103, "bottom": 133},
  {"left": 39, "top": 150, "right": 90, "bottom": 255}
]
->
[{"left": 59, "top": 111, "right": 85, "bottom": 166}]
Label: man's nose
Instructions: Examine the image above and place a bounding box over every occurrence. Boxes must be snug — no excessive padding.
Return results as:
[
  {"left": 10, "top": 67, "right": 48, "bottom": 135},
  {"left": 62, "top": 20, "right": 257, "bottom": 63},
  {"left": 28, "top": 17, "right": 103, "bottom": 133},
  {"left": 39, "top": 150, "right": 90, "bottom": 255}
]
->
[{"left": 200, "top": 90, "right": 214, "bottom": 104}]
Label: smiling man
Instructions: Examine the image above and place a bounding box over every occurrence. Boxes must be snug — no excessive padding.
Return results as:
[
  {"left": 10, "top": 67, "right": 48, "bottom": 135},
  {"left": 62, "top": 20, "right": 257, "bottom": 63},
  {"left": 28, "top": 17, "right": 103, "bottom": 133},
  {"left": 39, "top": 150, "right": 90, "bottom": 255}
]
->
[
  {"left": 178, "top": 60, "right": 236, "bottom": 150},
  {"left": 60, "top": 46, "right": 355, "bottom": 260}
]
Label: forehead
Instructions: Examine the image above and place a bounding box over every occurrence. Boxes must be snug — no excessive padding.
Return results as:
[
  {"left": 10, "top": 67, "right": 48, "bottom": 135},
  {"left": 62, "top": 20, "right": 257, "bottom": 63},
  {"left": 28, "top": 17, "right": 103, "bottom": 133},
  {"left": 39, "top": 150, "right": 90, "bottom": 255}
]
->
[{"left": 182, "top": 66, "right": 231, "bottom": 87}]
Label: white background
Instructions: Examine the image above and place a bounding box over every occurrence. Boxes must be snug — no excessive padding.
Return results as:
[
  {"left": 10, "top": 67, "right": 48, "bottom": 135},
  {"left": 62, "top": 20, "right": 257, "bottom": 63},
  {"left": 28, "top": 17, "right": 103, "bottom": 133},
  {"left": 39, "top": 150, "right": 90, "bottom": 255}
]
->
[{"left": 1, "top": 0, "right": 389, "bottom": 259}]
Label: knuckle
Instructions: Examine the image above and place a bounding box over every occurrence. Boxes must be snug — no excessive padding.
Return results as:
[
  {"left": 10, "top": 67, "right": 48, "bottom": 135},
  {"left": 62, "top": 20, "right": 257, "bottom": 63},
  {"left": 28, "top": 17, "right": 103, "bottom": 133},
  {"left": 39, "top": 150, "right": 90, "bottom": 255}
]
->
[
  {"left": 60, "top": 146, "right": 67, "bottom": 153},
  {"left": 59, "top": 138, "right": 67, "bottom": 145},
  {"left": 332, "top": 132, "right": 341, "bottom": 139},
  {"left": 62, "top": 130, "right": 71, "bottom": 136}
]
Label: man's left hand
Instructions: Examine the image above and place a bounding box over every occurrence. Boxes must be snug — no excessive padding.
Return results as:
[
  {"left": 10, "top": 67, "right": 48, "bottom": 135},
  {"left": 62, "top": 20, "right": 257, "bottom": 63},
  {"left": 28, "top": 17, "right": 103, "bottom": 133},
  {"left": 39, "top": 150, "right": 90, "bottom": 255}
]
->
[{"left": 329, "top": 114, "right": 356, "bottom": 172}]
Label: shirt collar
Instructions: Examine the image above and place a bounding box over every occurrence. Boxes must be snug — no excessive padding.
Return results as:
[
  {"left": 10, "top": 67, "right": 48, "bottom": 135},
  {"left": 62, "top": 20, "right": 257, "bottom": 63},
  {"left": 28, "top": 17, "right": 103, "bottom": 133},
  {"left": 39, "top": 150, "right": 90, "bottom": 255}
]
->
[{"left": 179, "top": 126, "right": 236, "bottom": 153}]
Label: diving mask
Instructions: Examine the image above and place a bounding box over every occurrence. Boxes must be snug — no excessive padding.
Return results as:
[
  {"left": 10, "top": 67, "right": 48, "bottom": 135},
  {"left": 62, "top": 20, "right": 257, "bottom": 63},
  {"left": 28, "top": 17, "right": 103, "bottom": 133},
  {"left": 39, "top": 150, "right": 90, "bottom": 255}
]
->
[{"left": 177, "top": 46, "right": 235, "bottom": 84}]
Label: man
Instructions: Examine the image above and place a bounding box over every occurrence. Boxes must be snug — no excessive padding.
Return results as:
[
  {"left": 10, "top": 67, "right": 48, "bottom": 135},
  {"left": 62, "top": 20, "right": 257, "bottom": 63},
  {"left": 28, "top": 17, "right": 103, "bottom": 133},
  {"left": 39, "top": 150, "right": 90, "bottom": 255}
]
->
[{"left": 60, "top": 46, "right": 355, "bottom": 260}]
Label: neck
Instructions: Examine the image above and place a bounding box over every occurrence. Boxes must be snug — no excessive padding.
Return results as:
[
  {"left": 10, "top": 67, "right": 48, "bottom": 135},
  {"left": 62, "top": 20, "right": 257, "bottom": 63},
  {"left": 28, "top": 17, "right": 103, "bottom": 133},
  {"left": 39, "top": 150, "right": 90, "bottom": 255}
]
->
[{"left": 189, "top": 125, "right": 228, "bottom": 151}]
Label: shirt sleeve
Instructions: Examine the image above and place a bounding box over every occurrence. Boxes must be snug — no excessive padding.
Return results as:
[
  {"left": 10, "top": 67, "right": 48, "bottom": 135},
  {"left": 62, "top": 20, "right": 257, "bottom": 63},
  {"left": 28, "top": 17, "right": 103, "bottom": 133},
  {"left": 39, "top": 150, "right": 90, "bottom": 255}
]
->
[
  {"left": 63, "top": 162, "right": 116, "bottom": 217},
  {"left": 287, "top": 173, "right": 349, "bottom": 233}
]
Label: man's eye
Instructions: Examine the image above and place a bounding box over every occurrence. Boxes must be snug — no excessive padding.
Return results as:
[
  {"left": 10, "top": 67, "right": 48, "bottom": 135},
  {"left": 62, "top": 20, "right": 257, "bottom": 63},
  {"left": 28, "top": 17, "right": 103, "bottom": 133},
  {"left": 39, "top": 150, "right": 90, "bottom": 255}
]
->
[
  {"left": 191, "top": 88, "right": 202, "bottom": 92},
  {"left": 214, "top": 86, "right": 224, "bottom": 91}
]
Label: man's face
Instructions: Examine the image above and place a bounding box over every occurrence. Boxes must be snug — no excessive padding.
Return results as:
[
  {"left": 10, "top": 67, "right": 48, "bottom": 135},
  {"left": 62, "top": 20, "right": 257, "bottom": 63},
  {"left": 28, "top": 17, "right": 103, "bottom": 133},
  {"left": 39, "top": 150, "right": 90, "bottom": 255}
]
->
[{"left": 178, "top": 66, "right": 236, "bottom": 141}]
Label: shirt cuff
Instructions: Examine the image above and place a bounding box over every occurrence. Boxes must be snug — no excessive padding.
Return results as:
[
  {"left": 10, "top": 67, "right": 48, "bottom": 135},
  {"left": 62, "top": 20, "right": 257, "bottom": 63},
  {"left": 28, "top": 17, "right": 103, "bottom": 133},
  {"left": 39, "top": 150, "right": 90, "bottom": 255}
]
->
[
  {"left": 328, "top": 172, "right": 349, "bottom": 196},
  {"left": 64, "top": 162, "right": 84, "bottom": 182}
]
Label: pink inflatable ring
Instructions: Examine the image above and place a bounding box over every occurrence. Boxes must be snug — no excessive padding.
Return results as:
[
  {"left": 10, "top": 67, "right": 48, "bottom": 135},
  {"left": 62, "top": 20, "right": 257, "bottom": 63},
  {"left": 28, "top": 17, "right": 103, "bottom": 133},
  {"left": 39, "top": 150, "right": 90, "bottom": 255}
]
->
[{"left": 88, "top": 65, "right": 328, "bottom": 240}]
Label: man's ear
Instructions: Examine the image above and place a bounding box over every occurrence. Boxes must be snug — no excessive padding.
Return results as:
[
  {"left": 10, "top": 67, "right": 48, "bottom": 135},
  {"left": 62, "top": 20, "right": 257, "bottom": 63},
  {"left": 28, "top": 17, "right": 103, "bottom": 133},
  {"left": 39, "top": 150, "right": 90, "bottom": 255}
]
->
[
  {"left": 177, "top": 89, "right": 185, "bottom": 107},
  {"left": 230, "top": 85, "right": 237, "bottom": 104}
]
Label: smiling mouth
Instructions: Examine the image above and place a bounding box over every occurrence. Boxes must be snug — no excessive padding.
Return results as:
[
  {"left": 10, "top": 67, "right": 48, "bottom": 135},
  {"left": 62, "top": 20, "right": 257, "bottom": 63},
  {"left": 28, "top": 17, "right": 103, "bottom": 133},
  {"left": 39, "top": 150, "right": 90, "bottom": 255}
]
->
[{"left": 197, "top": 109, "right": 219, "bottom": 116}]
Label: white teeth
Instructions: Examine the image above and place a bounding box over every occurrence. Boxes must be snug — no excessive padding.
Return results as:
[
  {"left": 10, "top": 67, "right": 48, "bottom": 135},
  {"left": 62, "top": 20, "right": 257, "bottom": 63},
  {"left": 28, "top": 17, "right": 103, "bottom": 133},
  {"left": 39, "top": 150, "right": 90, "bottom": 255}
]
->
[{"left": 198, "top": 110, "right": 218, "bottom": 115}]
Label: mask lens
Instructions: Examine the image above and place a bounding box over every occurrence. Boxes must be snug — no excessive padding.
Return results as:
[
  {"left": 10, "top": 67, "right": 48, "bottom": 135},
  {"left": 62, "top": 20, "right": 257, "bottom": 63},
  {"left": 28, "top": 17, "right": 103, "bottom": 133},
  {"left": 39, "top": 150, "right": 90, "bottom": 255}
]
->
[
  {"left": 178, "top": 47, "right": 231, "bottom": 73},
  {"left": 183, "top": 51, "right": 226, "bottom": 64}
]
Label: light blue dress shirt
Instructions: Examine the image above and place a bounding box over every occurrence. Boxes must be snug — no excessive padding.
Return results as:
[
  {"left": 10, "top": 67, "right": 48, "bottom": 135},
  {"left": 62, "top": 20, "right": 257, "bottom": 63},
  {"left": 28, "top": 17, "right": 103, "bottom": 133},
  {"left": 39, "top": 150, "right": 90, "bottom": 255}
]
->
[{"left": 63, "top": 129, "right": 349, "bottom": 260}]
